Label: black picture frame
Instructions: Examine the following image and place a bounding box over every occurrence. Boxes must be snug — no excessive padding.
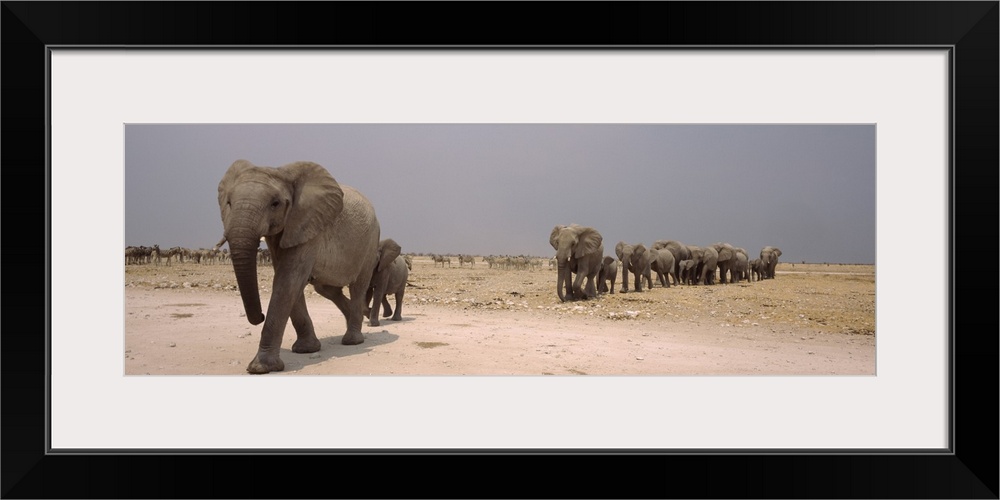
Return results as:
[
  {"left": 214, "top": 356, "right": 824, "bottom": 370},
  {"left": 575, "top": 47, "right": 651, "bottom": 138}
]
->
[{"left": 3, "top": 2, "right": 996, "bottom": 498}]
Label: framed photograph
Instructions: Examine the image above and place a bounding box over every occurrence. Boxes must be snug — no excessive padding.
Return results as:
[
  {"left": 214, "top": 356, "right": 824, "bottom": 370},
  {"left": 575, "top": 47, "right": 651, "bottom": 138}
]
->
[{"left": 6, "top": 2, "right": 996, "bottom": 498}]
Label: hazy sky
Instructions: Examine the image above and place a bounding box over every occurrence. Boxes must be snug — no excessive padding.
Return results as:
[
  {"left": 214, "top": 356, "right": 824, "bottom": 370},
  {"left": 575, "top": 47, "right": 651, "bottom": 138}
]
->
[{"left": 124, "top": 124, "right": 875, "bottom": 264}]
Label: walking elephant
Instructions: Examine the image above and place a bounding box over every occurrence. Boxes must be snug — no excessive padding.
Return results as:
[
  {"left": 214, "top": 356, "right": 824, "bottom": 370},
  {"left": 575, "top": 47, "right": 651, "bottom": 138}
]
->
[
  {"left": 710, "top": 242, "right": 737, "bottom": 284},
  {"left": 217, "top": 159, "right": 380, "bottom": 374},
  {"left": 760, "top": 246, "right": 783, "bottom": 279},
  {"left": 616, "top": 242, "right": 654, "bottom": 292},
  {"left": 732, "top": 251, "right": 749, "bottom": 283},
  {"left": 686, "top": 245, "right": 706, "bottom": 284},
  {"left": 698, "top": 245, "right": 720, "bottom": 285},
  {"left": 678, "top": 259, "right": 697, "bottom": 285},
  {"left": 550, "top": 224, "right": 604, "bottom": 302},
  {"left": 750, "top": 258, "right": 764, "bottom": 281},
  {"left": 365, "top": 238, "right": 406, "bottom": 327},
  {"left": 649, "top": 247, "right": 676, "bottom": 288},
  {"left": 652, "top": 240, "right": 690, "bottom": 286},
  {"left": 597, "top": 256, "right": 618, "bottom": 294}
]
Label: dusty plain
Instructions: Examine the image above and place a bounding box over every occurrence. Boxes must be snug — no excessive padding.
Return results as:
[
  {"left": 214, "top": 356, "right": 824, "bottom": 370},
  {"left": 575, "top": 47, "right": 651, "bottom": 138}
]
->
[{"left": 124, "top": 257, "right": 875, "bottom": 376}]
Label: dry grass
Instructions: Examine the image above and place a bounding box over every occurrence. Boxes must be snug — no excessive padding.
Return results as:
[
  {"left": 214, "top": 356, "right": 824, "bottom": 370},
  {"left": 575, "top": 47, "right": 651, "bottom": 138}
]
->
[{"left": 126, "top": 258, "right": 875, "bottom": 337}]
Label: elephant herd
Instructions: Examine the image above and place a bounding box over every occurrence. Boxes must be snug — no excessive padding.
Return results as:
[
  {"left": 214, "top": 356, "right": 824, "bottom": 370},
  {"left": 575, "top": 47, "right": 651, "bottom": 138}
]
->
[
  {"left": 196, "top": 159, "right": 782, "bottom": 374},
  {"left": 549, "top": 224, "right": 781, "bottom": 302}
]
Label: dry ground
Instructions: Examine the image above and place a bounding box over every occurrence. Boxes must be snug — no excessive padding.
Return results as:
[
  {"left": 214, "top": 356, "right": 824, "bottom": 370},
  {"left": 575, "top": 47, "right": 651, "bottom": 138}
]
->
[{"left": 124, "top": 257, "right": 875, "bottom": 375}]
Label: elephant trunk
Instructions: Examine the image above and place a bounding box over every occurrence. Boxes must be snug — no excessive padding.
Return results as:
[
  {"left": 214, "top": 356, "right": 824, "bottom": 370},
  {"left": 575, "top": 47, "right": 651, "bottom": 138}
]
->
[
  {"left": 556, "top": 261, "right": 570, "bottom": 302},
  {"left": 228, "top": 229, "right": 265, "bottom": 325}
]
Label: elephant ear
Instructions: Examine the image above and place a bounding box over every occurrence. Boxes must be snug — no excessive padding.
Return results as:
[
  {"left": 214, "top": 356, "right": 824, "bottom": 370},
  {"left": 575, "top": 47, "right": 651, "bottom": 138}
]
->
[
  {"left": 717, "top": 246, "right": 734, "bottom": 262},
  {"left": 376, "top": 239, "right": 402, "bottom": 273},
  {"left": 280, "top": 162, "right": 345, "bottom": 249},
  {"left": 574, "top": 227, "right": 603, "bottom": 259},
  {"left": 549, "top": 225, "right": 566, "bottom": 251},
  {"left": 773, "top": 248, "right": 782, "bottom": 258}
]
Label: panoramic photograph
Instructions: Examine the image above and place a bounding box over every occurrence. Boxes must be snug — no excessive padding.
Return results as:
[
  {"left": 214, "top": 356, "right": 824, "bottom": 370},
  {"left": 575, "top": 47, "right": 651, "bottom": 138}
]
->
[{"left": 123, "top": 123, "right": 876, "bottom": 375}]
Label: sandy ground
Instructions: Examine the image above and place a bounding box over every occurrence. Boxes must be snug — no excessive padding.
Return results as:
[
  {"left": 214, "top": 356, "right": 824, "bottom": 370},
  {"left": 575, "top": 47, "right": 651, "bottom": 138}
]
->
[{"left": 124, "top": 258, "right": 875, "bottom": 375}]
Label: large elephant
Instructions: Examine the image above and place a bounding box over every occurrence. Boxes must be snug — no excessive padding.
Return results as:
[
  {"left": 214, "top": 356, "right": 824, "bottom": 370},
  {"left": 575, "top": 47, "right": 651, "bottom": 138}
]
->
[
  {"left": 217, "top": 159, "right": 380, "bottom": 374},
  {"left": 550, "top": 224, "right": 604, "bottom": 302},
  {"left": 365, "top": 238, "right": 405, "bottom": 327},
  {"left": 651, "top": 240, "right": 691, "bottom": 286},
  {"left": 616, "top": 242, "right": 654, "bottom": 292},
  {"left": 698, "top": 245, "right": 720, "bottom": 285},
  {"left": 710, "top": 242, "right": 737, "bottom": 284},
  {"left": 760, "top": 246, "right": 783, "bottom": 279},
  {"left": 649, "top": 247, "right": 676, "bottom": 288},
  {"left": 731, "top": 251, "right": 749, "bottom": 283},
  {"left": 597, "top": 255, "right": 618, "bottom": 294}
]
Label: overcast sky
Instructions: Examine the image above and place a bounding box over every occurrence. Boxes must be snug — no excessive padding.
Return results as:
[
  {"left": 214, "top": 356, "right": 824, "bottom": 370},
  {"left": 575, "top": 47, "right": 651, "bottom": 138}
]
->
[{"left": 124, "top": 124, "right": 875, "bottom": 264}]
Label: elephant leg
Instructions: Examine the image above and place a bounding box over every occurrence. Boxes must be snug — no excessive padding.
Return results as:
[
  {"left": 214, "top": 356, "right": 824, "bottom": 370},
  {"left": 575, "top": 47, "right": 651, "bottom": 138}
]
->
[
  {"left": 620, "top": 268, "right": 629, "bottom": 293},
  {"left": 290, "top": 290, "right": 321, "bottom": 354},
  {"left": 315, "top": 283, "right": 365, "bottom": 344},
  {"left": 571, "top": 268, "right": 590, "bottom": 299},
  {"left": 343, "top": 279, "right": 369, "bottom": 344},
  {"left": 633, "top": 272, "right": 642, "bottom": 292},
  {"left": 314, "top": 284, "right": 350, "bottom": 317},
  {"left": 382, "top": 295, "right": 393, "bottom": 318},
  {"left": 368, "top": 289, "right": 384, "bottom": 327},
  {"left": 583, "top": 272, "right": 598, "bottom": 299},
  {"left": 247, "top": 268, "right": 311, "bottom": 374},
  {"left": 392, "top": 292, "right": 404, "bottom": 321},
  {"left": 363, "top": 286, "right": 374, "bottom": 316}
]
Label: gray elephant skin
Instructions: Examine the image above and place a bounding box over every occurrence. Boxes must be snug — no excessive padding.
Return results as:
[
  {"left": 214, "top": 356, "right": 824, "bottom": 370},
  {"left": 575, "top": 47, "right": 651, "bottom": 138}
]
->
[
  {"left": 550, "top": 224, "right": 604, "bottom": 302},
  {"left": 217, "top": 160, "right": 380, "bottom": 374},
  {"left": 365, "top": 238, "right": 408, "bottom": 327}
]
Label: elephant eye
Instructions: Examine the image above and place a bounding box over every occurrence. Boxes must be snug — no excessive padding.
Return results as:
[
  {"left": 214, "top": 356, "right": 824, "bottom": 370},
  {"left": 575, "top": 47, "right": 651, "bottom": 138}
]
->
[{"left": 270, "top": 200, "right": 280, "bottom": 209}]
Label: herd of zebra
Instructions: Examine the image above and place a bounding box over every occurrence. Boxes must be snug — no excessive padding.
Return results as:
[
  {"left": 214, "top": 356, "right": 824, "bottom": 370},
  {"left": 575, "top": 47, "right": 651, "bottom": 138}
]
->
[
  {"left": 427, "top": 253, "right": 553, "bottom": 271},
  {"left": 124, "top": 245, "right": 273, "bottom": 266}
]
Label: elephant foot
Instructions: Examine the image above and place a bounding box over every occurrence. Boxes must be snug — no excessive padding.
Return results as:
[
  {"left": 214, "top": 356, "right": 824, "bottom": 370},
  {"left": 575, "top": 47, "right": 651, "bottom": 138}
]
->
[
  {"left": 369, "top": 318, "right": 380, "bottom": 327},
  {"left": 382, "top": 309, "right": 393, "bottom": 318},
  {"left": 292, "top": 336, "right": 321, "bottom": 354},
  {"left": 342, "top": 330, "right": 366, "bottom": 345},
  {"left": 247, "top": 353, "right": 284, "bottom": 374},
  {"left": 391, "top": 314, "right": 402, "bottom": 321}
]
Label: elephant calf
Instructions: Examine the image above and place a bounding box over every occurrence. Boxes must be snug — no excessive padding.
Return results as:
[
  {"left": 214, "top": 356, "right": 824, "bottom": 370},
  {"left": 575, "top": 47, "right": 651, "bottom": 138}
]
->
[
  {"left": 597, "top": 256, "right": 618, "bottom": 294},
  {"left": 365, "top": 254, "right": 409, "bottom": 326},
  {"left": 366, "top": 239, "right": 408, "bottom": 327},
  {"left": 678, "top": 259, "right": 697, "bottom": 285}
]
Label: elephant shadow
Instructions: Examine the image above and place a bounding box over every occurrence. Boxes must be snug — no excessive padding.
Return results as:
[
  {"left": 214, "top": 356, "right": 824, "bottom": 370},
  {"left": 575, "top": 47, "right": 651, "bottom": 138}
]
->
[{"left": 277, "top": 329, "right": 401, "bottom": 372}]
